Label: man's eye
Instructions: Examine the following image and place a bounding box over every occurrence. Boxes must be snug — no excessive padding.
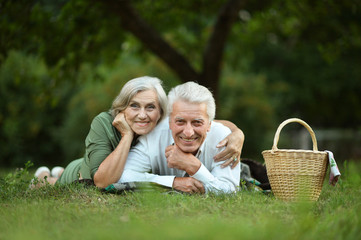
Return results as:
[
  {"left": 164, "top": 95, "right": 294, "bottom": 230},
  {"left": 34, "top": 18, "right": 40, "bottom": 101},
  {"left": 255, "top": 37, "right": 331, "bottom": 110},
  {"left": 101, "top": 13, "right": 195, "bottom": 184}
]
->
[{"left": 193, "top": 121, "right": 203, "bottom": 126}]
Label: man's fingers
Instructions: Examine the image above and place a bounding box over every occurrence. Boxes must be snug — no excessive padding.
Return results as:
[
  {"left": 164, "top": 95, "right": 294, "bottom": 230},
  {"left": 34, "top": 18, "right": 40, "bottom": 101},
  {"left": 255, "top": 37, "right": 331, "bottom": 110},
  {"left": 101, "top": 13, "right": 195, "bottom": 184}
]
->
[
  {"left": 165, "top": 145, "right": 174, "bottom": 154},
  {"left": 194, "top": 180, "right": 205, "bottom": 194},
  {"left": 165, "top": 145, "right": 176, "bottom": 159}
]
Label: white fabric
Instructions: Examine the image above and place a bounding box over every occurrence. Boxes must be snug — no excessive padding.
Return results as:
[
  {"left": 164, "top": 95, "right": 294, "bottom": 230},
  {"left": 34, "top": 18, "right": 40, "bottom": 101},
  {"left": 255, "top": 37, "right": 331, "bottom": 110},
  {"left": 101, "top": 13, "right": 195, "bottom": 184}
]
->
[
  {"left": 51, "top": 166, "right": 65, "bottom": 178},
  {"left": 325, "top": 150, "right": 341, "bottom": 186},
  {"left": 119, "top": 118, "right": 240, "bottom": 194},
  {"left": 34, "top": 166, "right": 50, "bottom": 177}
]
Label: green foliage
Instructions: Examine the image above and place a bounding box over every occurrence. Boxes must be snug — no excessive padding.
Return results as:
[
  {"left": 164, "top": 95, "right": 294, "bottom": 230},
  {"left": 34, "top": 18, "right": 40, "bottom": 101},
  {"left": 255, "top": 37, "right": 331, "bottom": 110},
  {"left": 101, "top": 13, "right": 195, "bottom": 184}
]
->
[
  {"left": 0, "top": 51, "right": 66, "bottom": 167},
  {"left": 226, "top": 0, "right": 361, "bottom": 129},
  {"left": 0, "top": 161, "right": 33, "bottom": 199},
  {"left": 0, "top": 0, "right": 126, "bottom": 69},
  {"left": 219, "top": 70, "right": 278, "bottom": 158},
  {"left": 1, "top": 0, "right": 361, "bottom": 165}
]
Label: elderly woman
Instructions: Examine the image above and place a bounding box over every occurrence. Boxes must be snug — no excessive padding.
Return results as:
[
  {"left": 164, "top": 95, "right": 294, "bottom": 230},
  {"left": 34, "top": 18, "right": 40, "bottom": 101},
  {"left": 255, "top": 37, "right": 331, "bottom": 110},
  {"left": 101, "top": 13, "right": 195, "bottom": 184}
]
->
[{"left": 33, "top": 76, "right": 244, "bottom": 188}]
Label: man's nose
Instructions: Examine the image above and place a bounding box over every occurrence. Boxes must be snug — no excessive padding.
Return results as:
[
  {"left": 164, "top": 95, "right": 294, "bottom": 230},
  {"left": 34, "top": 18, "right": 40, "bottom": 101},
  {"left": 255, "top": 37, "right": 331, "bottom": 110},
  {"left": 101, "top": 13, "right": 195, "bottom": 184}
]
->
[{"left": 183, "top": 123, "right": 194, "bottom": 137}]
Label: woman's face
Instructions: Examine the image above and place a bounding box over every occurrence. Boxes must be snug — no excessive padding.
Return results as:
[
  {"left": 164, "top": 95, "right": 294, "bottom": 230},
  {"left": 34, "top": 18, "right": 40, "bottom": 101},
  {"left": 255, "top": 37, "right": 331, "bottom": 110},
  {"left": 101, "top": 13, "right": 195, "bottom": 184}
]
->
[{"left": 124, "top": 90, "right": 161, "bottom": 135}]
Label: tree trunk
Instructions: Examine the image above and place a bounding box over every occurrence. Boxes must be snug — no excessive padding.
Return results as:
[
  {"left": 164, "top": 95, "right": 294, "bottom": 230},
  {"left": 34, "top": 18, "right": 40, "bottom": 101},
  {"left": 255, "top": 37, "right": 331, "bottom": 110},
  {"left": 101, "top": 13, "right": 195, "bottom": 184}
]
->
[
  {"left": 97, "top": 0, "right": 200, "bottom": 82},
  {"left": 200, "top": 0, "right": 245, "bottom": 102},
  {"left": 94, "top": 0, "right": 244, "bottom": 107}
]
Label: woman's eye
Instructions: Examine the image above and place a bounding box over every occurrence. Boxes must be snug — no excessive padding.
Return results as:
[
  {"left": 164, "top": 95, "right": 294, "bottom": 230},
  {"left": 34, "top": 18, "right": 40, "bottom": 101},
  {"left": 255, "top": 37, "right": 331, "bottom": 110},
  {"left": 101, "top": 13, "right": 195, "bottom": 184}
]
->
[
  {"left": 130, "top": 103, "right": 139, "bottom": 108},
  {"left": 146, "top": 105, "right": 156, "bottom": 110}
]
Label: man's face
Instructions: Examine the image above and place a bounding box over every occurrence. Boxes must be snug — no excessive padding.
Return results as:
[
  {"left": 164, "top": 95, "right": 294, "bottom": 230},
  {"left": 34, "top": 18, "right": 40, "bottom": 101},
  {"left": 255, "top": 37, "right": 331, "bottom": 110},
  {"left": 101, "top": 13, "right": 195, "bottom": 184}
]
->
[{"left": 169, "top": 100, "right": 211, "bottom": 155}]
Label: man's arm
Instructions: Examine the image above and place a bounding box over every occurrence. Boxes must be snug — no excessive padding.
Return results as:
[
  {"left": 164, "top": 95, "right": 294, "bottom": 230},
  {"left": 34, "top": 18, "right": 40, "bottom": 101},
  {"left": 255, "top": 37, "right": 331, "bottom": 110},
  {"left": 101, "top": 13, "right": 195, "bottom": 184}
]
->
[
  {"left": 118, "top": 144, "right": 176, "bottom": 187},
  {"left": 119, "top": 141, "right": 205, "bottom": 193},
  {"left": 166, "top": 144, "right": 240, "bottom": 194},
  {"left": 192, "top": 161, "right": 240, "bottom": 193}
]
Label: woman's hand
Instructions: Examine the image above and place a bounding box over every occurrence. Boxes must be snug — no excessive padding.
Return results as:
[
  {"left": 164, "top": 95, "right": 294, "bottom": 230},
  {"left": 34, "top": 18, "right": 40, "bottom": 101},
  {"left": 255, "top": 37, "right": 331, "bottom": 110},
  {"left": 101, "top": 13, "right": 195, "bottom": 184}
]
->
[
  {"left": 112, "top": 112, "right": 133, "bottom": 138},
  {"left": 214, "top": 129, "right": 244, "bottom": 169}
]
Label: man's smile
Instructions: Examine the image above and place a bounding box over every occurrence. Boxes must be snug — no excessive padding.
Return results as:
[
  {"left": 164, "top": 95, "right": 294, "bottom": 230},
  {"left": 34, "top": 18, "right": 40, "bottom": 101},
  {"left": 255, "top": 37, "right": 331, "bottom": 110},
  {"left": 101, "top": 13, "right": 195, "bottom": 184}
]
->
[{"left": 179, "top": 136, "right": 198, "bottom": 143}]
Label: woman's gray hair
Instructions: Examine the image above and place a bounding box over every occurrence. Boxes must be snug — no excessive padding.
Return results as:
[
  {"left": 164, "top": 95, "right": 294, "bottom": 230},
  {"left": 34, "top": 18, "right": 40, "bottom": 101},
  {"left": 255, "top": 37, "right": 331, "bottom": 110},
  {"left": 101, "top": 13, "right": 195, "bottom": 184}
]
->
[
  {"left": 111, "top": 76, "right": 168, "bottom": 120},
  {"left": 167, "top": 81, "right": 216, "bottom": 121}
]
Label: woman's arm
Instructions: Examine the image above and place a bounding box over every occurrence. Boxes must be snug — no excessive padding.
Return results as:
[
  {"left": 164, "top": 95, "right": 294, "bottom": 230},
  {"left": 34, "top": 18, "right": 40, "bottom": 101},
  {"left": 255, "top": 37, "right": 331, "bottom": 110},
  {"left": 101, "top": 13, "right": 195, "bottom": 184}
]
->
[
  {"left": 214, "top": 120, "right": 245, "bottom": 169},
  {"left": 93, "top": 113, "right": 134, "bottom": 188}
]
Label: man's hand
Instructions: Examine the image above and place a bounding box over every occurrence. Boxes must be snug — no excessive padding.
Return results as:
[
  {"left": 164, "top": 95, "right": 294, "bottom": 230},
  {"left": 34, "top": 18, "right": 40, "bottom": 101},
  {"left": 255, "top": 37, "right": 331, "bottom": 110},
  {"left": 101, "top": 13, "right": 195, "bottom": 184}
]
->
[
  {"left": 172, "top": 177, "right": 205, "bottom": 194},
  {"left": 112, "top": 112, "right": 133, "bottom": 137},
  {"left": 165, "top": 144, "right": 201, "bottom": 175},
  {"left": 214, "top": 129, "right": 244, "bottom": 169}
]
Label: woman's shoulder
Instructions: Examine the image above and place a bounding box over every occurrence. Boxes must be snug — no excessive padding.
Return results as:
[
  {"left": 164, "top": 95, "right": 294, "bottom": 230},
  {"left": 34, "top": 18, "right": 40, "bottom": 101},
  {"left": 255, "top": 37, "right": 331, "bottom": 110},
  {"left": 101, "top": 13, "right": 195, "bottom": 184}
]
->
[
  {"left": 88, "top": 111, "right": 114, "bottom": 130},
  {"left": 95, "top": 111, "right": 113, "bottom": 119},
  {"left": 92, "top": 111, "right": 113, "bottom": 123},
  {"left": 86, "top": 111, "right": 119, "bottom": 142}
]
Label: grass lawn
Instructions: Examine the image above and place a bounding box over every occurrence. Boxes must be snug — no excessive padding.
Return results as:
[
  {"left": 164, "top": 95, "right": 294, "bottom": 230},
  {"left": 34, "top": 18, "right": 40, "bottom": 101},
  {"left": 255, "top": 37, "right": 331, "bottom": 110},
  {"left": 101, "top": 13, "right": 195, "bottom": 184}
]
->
[{"left": 0, "top": 161, "right": 360, "bottom": 240}]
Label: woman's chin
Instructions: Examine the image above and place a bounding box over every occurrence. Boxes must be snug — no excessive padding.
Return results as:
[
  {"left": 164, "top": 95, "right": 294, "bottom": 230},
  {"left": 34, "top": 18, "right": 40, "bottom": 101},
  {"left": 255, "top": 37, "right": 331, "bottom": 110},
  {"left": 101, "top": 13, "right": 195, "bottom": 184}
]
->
[{"left": 133, "top": 127, "right": 152, "bottom": 136}]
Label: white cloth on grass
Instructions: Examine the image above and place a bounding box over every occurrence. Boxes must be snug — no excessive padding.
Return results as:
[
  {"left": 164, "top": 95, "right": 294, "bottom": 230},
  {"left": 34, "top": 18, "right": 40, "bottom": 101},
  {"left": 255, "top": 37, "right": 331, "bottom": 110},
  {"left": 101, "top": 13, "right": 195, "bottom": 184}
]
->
[{"left": 325, "top": 150, "right": 341, "bottom": 186}]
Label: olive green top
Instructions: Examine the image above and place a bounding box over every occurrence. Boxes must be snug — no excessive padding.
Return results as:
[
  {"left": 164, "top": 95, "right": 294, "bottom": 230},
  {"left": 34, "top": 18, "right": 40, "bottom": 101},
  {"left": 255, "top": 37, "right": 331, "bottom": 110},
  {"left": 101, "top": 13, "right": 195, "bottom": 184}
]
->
[
  {"left": 79, "top": 111, "right": 123, "bottom": 179},
  {"left": 57, "top": 111, "right": 137, "bottom": 185}
]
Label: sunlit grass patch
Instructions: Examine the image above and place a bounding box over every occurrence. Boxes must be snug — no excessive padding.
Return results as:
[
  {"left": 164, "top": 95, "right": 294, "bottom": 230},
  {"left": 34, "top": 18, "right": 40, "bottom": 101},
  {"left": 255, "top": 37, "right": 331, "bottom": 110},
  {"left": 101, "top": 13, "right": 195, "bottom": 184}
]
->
[{"left": 1, "top": 160, "right": 360, "bottom": 240}]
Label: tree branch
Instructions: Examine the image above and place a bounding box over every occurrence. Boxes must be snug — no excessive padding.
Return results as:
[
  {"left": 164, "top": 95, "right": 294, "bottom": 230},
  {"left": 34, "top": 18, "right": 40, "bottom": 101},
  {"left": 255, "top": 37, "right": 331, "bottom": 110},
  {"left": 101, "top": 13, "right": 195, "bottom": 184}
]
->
[
  {"left": 200, "top": 0, "right": 245, "bottom": 95},
  {"left": 94, "top": 0, "right": 199, "bottom": 82}
]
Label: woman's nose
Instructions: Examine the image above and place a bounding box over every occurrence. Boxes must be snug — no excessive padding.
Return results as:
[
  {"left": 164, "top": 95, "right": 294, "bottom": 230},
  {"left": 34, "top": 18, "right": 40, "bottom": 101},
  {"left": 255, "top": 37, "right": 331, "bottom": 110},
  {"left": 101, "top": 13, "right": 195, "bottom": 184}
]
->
[{"left": 138, "top": 108, "right": 147, "bottom": 119}]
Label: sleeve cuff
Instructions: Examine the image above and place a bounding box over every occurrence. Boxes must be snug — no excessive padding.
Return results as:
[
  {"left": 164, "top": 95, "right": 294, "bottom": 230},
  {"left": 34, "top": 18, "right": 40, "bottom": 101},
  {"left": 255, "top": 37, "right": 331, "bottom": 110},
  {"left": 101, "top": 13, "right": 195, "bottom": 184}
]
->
[
  {"left": 149, "top": 175, "right": 176, "bottom": 188},
  {"left": 190, "top": 164, "right": 215, "bottom": 184}
]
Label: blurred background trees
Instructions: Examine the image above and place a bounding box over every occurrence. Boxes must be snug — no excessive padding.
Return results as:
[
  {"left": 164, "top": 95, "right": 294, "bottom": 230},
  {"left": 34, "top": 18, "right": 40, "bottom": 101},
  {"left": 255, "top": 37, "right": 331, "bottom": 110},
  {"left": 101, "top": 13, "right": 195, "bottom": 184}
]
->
[{"left": 1, "top": 0, "right": 360, "bottom": 168}]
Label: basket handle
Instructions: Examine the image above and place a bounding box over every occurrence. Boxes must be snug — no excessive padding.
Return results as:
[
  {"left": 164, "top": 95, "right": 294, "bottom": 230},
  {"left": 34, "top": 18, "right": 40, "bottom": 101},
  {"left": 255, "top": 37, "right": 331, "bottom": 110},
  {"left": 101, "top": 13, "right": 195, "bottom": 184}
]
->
[{"left": 272, "top": 118, "right": 318, "bottom": 152}]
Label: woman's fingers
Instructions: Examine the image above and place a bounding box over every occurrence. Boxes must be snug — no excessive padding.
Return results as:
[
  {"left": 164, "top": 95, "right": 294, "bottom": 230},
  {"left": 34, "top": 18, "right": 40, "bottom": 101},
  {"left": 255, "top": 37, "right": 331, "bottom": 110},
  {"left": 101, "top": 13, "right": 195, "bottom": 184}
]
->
[{"left": 221, "top": 155, "right": 240, "bottom": 169}]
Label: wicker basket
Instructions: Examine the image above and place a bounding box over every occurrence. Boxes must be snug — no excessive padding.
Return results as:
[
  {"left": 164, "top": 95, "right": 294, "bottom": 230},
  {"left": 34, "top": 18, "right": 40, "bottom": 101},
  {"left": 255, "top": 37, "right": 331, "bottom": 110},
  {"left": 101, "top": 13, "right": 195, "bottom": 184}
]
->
[{"left": 262, "top": 118, "right": 328, "bottom": 201}]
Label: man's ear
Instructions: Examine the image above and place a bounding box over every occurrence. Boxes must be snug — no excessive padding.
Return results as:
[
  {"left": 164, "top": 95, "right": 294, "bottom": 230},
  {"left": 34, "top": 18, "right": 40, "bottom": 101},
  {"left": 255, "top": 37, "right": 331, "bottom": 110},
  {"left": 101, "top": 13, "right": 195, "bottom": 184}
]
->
[{"left": 207, "top": 121, "right": 212, "bottom": 132}]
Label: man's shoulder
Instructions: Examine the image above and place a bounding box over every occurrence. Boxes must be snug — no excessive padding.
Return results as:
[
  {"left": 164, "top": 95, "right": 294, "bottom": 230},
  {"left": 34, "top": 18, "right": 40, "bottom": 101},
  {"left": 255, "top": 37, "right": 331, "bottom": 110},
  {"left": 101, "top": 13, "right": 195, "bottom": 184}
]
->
[
  {"left": 131, "top": 118, "right": 172, "bottom": 157},
  {"left": 210, "top": 121, "right": 231, "bottom": 135},
  {"left": 137, "top": 117, "right": 171, "bottom": 143},
  {"left": 206, "top": 121, "right": 231, "bottom": 143},
  {"left": 148, "top": 117, "right": 170, "bottom": 136}
]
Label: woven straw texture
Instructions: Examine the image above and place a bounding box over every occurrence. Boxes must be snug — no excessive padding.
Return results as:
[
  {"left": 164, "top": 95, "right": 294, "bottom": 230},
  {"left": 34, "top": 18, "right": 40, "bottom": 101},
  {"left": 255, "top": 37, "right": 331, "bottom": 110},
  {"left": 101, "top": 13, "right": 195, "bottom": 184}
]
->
[{"left": 262, "top": 118, "right": 328, "bottom": 201}]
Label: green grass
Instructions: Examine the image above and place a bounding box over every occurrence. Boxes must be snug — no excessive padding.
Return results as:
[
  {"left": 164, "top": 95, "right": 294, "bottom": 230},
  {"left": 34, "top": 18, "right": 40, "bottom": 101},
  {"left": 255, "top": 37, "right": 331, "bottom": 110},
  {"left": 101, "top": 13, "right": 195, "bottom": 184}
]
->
[{"left": 0, "top": 161, "right": 360, "bottom": 240}]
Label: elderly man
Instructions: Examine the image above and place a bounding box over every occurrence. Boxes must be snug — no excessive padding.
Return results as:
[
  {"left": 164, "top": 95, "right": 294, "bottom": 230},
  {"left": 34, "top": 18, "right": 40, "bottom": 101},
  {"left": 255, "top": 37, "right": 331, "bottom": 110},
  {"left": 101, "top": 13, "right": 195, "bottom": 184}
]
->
[{"left": 119, "top": 82, "right": 241, "bottom": 194}]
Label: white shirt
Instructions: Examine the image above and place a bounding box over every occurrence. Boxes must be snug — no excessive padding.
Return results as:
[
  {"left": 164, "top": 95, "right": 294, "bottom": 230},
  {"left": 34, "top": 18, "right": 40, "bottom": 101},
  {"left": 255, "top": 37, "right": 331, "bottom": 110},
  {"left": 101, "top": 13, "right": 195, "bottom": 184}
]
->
[{"left": 119, "top": 118, "right": 240, "bottom": 193}]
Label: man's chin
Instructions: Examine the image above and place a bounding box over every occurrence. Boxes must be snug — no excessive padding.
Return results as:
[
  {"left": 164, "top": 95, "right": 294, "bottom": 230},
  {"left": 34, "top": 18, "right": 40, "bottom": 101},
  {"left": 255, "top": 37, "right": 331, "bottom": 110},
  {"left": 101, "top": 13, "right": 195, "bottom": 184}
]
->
[{"left": 177, "top": 144, "right": 199, "bottom": 155}]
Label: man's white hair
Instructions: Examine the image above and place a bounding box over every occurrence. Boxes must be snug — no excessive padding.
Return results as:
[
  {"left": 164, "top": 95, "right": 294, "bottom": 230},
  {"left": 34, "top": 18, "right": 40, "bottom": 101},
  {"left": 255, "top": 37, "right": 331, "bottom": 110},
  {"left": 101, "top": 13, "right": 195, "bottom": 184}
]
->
[{"left": 167, "top": 81, "right": 216, "bottom": 121}]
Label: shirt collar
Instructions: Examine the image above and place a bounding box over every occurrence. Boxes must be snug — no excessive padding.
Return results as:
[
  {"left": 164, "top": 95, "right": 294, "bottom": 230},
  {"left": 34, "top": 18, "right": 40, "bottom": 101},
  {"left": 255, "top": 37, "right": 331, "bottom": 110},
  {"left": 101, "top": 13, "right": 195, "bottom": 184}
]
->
[{"left": 195, "top": 139, "right": 206, "bottom": 158}]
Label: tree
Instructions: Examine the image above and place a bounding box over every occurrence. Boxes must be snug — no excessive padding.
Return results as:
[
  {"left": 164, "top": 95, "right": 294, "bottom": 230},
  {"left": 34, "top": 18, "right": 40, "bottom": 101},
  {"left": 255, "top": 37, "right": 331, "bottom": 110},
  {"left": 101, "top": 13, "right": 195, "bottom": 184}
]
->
[
  {"left": 93, "top": 0, "right": 271, "bottom": 103},
  {"left": 1, "top": 0, "right": 360, "bottom": 164}
]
